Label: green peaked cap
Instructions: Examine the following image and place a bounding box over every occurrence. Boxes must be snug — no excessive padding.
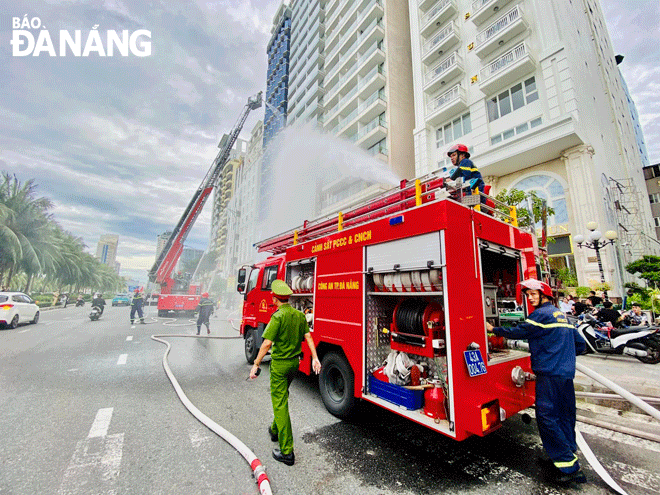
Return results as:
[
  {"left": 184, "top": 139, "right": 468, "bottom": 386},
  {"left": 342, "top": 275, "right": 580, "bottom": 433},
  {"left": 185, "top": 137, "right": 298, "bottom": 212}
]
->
[{"left": 271, "top": 279, "right": 293, "bottom": 296}]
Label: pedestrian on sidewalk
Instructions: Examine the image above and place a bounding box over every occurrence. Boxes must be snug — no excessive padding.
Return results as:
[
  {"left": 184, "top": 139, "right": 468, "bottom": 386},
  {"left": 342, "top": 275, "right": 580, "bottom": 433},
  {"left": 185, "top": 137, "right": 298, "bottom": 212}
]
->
[
  {"left": 196, "top": 292, "right": 214, "bottom": 335},
  {"left": 487, "top": 279, "right": 587, "bottom": 485},
  {"left": 249, "top": 279, "right": 322, "bottom": 466}
]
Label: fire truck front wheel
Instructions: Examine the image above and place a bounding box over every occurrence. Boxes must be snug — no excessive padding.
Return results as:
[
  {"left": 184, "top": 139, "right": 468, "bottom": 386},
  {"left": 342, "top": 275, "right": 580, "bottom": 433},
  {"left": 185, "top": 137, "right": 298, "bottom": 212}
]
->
[
  {"left": 320, "top": 352, "right": 356, "bottom": 419},
  {"left": 245, "top": 328, "right": 258, "bottom": 364}
]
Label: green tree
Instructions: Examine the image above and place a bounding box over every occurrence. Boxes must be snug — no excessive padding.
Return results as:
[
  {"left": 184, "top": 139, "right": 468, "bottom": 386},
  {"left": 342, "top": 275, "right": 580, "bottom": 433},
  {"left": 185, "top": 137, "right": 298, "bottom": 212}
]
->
[
  {"left": 625, "top": 255, "right": 660, "bottom": 284},
  {"left": 494, "top": 188, "right": 555, "bottom": 228}
]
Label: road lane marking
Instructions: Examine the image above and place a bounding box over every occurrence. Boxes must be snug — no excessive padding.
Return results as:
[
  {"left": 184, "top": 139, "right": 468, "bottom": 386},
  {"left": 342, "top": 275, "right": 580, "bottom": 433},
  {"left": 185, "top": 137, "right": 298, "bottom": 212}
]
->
[
  {"left": 88, "top": 408, "right": 114, "bottom": 438},
  {"left": 67, "top": 368, "right": 79, "bottom": 372},
  {"left": 126, "top": 336, "right": 133, "bottom": 341},
  {"left": 18, "top": 328, "right": 31, "bottom": 333},
  {"left": 117, "top": 354, "right": 127, "bottom": 365},
  {"left": 188, "top": 426, "right": 212, "bottom": 447}
]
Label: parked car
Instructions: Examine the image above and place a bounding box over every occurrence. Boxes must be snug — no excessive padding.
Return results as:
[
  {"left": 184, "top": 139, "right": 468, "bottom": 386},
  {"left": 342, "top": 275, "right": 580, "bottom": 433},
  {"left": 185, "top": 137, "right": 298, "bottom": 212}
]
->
[
  {"left": 111, "top": 294, "right": 131, "bottom": 307},
  {"left": 148, "top": 293, "right": 160, "bottom": 306},
  {"left": 0, "top": 292, "right": 40, "bottom": 329}
]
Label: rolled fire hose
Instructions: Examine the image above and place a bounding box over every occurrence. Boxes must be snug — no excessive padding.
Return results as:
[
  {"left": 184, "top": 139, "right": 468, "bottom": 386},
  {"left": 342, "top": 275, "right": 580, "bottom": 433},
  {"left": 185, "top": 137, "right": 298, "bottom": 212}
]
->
[
  {"left": 506, "top": 339, "right": 660, "bottom": 495},
  {"left": 151, "top": 334, "right": 272, "bottom": 495}
]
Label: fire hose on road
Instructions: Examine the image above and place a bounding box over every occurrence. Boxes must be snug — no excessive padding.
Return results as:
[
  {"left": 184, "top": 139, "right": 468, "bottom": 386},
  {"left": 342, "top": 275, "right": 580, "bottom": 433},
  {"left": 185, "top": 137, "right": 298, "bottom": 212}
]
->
[{"left": 151, "top": 333, "right": 273, "bottom": 495}]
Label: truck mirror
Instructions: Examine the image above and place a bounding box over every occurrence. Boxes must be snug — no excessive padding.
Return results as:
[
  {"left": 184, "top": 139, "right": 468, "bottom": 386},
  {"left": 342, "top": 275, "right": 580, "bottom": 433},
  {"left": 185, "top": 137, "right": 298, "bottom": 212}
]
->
[
  {"left": 237, "top": 283, "right": 246, "bottom": 293},
  {"left": 237, "top": 268, "right": 246, "bottom": 284}
]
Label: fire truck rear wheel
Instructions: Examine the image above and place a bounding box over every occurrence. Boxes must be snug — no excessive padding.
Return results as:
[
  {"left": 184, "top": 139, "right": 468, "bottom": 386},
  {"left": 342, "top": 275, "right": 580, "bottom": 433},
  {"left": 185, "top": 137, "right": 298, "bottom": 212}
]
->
[
  {"left": 158, "top": 310, "right": 167, "bottom": 317},
  {"left": 320, "top": 352, "right": 356, "bottom": 419},
  {"left": 245, "top": 328, "right": 258, "bottom": 364}
]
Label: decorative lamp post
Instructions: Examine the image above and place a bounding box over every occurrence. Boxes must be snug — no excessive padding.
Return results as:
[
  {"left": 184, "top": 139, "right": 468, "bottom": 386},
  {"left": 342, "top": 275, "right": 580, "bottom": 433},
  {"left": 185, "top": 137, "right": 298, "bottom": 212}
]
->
[{"left": 573, "top": 223, "right": 618, "bottom": 300}]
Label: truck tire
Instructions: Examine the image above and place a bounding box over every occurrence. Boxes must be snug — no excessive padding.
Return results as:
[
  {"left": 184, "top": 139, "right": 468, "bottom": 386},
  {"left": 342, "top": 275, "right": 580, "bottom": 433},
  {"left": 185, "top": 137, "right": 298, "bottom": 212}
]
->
[
  {"left": 245, "top": 328, "right": 258, "bottom": 364},
  {"left": 158, "top": 310, "right": 167, "bottom": 317},
  {"left": 319, "top": 352, "right": 356, "bottom": 419}
]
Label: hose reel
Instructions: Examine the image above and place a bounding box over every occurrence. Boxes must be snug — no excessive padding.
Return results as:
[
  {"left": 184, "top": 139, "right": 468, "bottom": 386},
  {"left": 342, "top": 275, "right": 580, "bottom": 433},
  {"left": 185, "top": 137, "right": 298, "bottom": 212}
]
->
[{"left": 391, "top": 299, "right": 444, "bottom": 357}]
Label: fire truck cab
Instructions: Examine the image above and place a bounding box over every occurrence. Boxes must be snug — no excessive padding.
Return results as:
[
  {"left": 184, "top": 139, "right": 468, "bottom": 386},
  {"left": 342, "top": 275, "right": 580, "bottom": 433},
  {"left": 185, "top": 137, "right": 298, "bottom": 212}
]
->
[{"left": 238, "top": 177, "right": 540, "bottom": 441}]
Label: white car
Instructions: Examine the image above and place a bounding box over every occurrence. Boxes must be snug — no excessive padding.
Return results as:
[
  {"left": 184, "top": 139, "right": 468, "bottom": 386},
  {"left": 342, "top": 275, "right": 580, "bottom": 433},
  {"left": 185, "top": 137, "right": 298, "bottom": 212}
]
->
[{"left": 0, "top": 292, "right": 40, "bottom": 329}]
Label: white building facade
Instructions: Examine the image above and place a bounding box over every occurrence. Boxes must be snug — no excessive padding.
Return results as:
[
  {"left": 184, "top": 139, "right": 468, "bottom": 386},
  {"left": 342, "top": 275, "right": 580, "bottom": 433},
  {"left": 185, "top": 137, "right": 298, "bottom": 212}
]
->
[{"left": 408, "top": 0, "right": 656, "bottom": 295}]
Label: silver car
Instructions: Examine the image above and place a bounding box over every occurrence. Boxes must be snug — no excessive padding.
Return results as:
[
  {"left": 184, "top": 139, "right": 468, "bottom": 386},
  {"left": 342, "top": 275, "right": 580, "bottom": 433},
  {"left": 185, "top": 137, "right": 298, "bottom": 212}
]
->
[{"left": 0, "top": 292, "right": 40, "bottom": 329}]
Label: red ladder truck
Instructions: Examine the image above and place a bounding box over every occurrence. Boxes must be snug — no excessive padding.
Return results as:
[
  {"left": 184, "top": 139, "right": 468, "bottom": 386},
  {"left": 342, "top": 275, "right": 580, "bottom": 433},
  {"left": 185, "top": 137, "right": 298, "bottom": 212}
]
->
[
  {"left": 237, "top": 177, "right": 543, "bottom": 440},
  {"left": 149, "top": 92, "right": 262, "bottom": 317}
]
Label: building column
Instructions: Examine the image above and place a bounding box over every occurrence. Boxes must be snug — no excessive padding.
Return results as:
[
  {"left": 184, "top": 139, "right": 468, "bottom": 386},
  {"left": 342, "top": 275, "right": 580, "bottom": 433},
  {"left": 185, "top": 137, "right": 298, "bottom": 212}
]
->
[{"left": 561, "top": 144, "right": 618, "bottom": 296}]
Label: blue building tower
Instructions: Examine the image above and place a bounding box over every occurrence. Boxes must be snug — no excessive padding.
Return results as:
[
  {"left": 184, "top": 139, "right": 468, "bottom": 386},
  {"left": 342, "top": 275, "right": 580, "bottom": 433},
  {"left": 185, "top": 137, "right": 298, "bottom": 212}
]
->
[{"left": 259, "top": 4, "right": 291, "bottom": 222}]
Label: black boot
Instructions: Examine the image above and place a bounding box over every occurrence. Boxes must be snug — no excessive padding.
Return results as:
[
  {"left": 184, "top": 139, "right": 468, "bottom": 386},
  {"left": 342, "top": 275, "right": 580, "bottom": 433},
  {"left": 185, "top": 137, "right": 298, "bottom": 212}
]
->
[
  {"left": 268, "top": 426, "right": 278, "bottom": 442},
  {"left": 555, "top": 469, "right": 587, "bottom": 485},
  {"left": 272, "top": 448, "right": 295, "bottom": 466}
]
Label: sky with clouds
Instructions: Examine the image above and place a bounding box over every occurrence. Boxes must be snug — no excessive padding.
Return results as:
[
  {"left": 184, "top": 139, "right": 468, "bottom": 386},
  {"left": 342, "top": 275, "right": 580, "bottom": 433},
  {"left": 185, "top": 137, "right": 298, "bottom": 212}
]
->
[{"left": 1, "top": 0, "right": 658, "bottom": 284}]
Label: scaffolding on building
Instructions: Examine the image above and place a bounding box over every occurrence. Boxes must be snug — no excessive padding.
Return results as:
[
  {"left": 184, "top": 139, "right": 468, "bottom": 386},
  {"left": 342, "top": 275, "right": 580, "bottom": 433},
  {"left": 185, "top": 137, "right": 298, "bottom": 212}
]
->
[{"left": 609, "top": 177, "right": 654, "bottom": 274}]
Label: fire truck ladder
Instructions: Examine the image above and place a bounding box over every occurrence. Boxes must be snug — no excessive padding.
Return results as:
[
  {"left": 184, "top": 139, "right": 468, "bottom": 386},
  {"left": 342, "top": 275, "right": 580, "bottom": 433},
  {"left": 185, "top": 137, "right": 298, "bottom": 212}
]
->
[
  {"left": 148, "top": 92, "right": 263, "bottom": 286},
  {"left": 256, "top": 173, "right": 519, "bottom": 254}
]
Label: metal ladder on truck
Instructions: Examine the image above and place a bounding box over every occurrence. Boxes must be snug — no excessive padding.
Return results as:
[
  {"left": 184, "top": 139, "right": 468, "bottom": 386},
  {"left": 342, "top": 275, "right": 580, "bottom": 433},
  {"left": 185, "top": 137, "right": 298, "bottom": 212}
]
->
[
  {"left": 255, "top": 173, "right": 519, "bottom": 255},
  {"left": 148, "top": 92, "right": 263, "bottom": 293}
]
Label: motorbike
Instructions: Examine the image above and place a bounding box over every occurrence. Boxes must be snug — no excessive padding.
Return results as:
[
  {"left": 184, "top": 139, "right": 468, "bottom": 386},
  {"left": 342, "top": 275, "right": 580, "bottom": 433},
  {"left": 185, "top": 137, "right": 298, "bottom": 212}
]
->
[
  {"left": 75, "top": 299, "right": 84, "bottom": 307},
  {"left": 576, "top": 313, "right": 660, "bottom": 364},
  {"left": 89, "top": 306, "right": 102, "bottom": 321}
]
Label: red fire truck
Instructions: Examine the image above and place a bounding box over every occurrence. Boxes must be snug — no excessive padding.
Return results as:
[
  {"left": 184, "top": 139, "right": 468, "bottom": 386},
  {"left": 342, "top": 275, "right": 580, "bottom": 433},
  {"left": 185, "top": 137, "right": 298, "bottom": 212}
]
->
[
  {"left": 148, "top": 92, "right": 262, "bottom": 316},
  {"left": 237, "top": 176, "right": 541, "bottom": 440}
]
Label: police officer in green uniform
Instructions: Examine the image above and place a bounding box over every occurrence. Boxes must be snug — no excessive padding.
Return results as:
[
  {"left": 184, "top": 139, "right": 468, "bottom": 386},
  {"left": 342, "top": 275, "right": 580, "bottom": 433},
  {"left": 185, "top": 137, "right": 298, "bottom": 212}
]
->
[{"left": 249, "top": 279, "right": 321, "bottom": 466}]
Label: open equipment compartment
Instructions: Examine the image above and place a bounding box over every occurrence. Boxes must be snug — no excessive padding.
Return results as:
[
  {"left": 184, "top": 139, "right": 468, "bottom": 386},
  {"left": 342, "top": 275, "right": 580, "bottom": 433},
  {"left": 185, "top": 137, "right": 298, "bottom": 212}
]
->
[
  {"left": 286, "top": 257, "right": 315, "bottom": 319},
  {"left": 363, "top": 232, "right": 453, "bottom": 433}
]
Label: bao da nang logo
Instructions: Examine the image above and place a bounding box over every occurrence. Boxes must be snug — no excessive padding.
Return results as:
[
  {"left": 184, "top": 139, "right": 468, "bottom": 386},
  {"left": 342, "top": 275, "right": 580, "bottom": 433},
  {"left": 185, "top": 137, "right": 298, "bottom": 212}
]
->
[{"left": 11, "top": 15, "right": 152, "bottom": 57}]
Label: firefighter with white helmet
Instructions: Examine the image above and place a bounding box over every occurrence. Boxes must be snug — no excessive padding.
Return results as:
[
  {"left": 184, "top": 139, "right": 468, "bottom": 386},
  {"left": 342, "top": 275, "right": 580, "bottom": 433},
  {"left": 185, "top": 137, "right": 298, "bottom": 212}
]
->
[
  {"left": 447, "top": 143, "right": 485, "bottom": 202},
  {"left": 486, "top": 279, "right": 587, "bottom": 485},
  {"left": 249, "top": 279, "right": 321, "bottom": 466}
]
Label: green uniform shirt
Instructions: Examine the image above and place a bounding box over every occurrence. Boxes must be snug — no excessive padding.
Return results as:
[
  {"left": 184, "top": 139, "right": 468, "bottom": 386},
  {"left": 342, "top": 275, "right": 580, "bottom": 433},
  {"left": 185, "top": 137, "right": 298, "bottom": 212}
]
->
[{"left": 262, "top": 303, "right": 309, "bottom": 360}]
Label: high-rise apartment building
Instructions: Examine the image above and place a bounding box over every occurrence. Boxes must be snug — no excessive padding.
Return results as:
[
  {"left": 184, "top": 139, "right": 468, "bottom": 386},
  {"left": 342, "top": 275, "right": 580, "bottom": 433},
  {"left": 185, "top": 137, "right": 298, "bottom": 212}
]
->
[
  {"left": 225, "top": 120, "right": 265, "bottom": 276},
  {"left": 156, "top": 231, "right": 172, "bottom": 258},
  {"left": 407, "top": 0, "right": 656, "bottom": 295},
  {"left": 285, "top": 0, "right": 415, "bottom": 216},
  {"left": 95, "top": 234, "right": 119, "bottom": 272}
]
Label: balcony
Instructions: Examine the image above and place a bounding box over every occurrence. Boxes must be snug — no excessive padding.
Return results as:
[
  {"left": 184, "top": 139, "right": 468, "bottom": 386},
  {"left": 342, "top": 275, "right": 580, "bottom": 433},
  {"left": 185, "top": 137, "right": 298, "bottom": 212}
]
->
[
  {"left": 420, "top": 0, "right": 457, "bottom": 38},
  {"left": 356, "top": 115, "right": 387, "bottom": 148},
  {"left": 474, "top": 5, "right": 528, "bottom": 59},
  {"left": 421, "top": 21, "right": 459, "bottom": 66},
  {"left": 470, "top": 0, "right": 513, "bottom": 25},
  {"left": 418, "top": 0, "right": 438, "bottom": 12},
  {"left": 479, "top": 41, "right": 535, "bottom": 94},
  {"left": 425, "top": 83, "right": 467, "bottom": 125},
  {"left": 423, "top": 51, "right": 463, "bottom": 94},
  {"left": 336, "top": 91, "right": 387, "bottom": 137}
]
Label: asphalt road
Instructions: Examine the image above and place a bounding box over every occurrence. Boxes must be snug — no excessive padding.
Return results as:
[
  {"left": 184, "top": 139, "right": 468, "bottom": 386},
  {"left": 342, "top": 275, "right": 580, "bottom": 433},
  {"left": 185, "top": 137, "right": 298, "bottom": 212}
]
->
[{"left": 0, "top": 304, "right": 658, "bottom": 495}]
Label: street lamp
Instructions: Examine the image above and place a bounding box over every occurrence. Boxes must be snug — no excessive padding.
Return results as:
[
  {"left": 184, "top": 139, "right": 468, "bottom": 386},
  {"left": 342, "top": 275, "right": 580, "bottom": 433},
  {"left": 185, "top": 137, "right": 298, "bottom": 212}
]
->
[{"left": 573, "top": 222, "right": 618, "bottom": 299}]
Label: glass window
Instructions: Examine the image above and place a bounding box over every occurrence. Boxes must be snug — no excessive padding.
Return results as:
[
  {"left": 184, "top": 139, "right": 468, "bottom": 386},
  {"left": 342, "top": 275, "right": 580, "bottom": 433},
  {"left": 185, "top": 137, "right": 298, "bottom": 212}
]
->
[
  {"left": 246, "top": 268, "right": 260, "bottom": 293},
  {"left": 503, "top": 128, "right": 515, "bottom": 140},
  {"left": 261, "top": 265, "right": 279, "bottom": 290},
  {"left": 530, "top": 117, "right": 543, "bottom": 128},
  {"left": 487, "top": 98, "right": 499, "bottom": 122},
  {"left": 511, "top": 83, "right": 524, "bottom": 111},
  {"left": 655, "top": 217, "right": 660, "bottom": 228},
  {"left": 453, "top": 117, "right": 463, "bottom": 139},
  {"left": 525, "top": 77, "right": 538, "bottom": 103},
  {"left": 515, "top": 123, "right": 529, "bottom": 134},
  {"left": 0, "top": 295, "right": 7, "bottom": 303},
  {"left": 462, "top": 113, "right": 472, "bottom": 134},
  {"left": 491, "top": 134, "right": 502, "bottom": 145},
  {"left": 444, "top": 123, "right": 453, "bottom": 143},
  {"left": 498, "top": 90, "right": 512, "bottom": 117}
]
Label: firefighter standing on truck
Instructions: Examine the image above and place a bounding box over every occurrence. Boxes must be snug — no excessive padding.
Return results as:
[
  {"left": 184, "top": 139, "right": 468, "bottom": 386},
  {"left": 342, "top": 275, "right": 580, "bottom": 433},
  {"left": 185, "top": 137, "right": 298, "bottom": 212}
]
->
[
  {"left": 486, "top": 279, "right": 587, "bottom": 485},
  {"left": 130, "top": 289, "right": 145, "bottom": 324},
  {"left": 195, "top": 292, "right": 214, "bottom": 335},
  {"left": 447, "top": 144, "right": 485, "bottom": 202},
  {"left": 249, "top": 279, "right": 321, "bottom": 466}
]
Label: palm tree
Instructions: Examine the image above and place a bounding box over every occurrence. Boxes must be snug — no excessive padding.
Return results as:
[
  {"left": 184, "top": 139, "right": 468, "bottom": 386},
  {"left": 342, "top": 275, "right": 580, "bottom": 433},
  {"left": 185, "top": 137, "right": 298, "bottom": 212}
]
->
[{"left": 0, "top": 173, "right": 54, "bottom": 289}]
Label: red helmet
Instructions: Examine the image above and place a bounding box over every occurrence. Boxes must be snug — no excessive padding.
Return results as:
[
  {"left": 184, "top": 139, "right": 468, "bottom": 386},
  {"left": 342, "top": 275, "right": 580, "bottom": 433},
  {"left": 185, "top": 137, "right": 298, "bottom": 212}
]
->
[
  {"left": 202, "top": 292, "right": 209, "bottom": 298},
  {"left": 447, "top": 143, "right": 470, "bottom": 158},
  {"left": 518, "top": 279, "right": 553, "bottom": 298}
]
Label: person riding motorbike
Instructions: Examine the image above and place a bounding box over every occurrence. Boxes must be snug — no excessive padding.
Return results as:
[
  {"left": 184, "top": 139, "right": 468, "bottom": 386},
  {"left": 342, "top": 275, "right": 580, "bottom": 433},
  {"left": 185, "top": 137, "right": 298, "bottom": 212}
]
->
[
  {"left": 92, "top": 293, "right": 106, "bottom": 314},
  {"left": 76, "top": 294, "right": 85, "bottom": 307}
]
